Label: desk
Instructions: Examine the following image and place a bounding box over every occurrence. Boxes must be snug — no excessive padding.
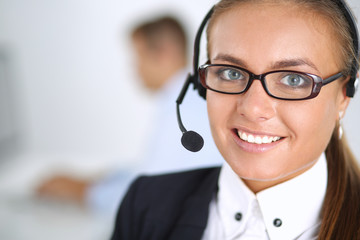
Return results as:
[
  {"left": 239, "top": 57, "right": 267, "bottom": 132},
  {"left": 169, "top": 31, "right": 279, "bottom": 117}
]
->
[
  {"left": 0, "top": 196, "right": 113, "bottom": 240},
  {"left": 0, "top": 154, "right": 116, "bottom": 240}
]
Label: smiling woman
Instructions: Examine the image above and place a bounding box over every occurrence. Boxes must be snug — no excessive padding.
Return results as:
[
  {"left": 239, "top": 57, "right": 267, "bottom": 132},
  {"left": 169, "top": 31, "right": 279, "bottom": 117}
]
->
[
  {"left": 111, "top": 0, "right": 360, "bottom": 239},
  {"left": 206, "top": 0, "right": 348, "bottom": 185}
]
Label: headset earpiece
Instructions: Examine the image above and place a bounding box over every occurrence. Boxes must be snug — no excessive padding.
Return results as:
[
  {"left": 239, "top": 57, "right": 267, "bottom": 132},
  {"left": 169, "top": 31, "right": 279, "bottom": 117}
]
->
[
  {"left": 346, "top": 76, "right": 359, "bottom": 97},
  {"left": 195, "top": 74, "right": 207, "bottom": 99},
  {"left": 346, "top": 77, "right": 357, "bottom": 97}
]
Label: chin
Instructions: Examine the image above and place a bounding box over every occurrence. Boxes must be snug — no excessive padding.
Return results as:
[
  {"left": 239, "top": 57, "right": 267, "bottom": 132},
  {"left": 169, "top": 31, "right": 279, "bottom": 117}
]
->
[{"left": 227, "top": 158, "right": 290, "bottom": 181}]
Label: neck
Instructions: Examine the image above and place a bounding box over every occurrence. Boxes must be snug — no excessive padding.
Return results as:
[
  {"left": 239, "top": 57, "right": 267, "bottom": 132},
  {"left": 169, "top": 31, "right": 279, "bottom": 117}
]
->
[
  {"left": 242, "top": 160, "right": 317, "bottom": 193},
  {"left": 157, "top": 61, "right": 186, "bottom": 89}
]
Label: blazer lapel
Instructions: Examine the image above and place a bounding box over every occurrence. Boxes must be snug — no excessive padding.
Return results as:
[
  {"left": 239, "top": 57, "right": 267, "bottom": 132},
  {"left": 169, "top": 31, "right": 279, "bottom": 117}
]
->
[{"left": 168, "top": 167, "right": 220, "bottom": 240}]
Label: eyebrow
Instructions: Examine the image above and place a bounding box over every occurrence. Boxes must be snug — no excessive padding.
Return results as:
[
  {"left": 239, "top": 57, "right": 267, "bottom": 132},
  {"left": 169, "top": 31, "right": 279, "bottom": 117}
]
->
[
  {"left": 212, "top": 54, "right": 319, "bottom": 72},
  {"left": 213, "top": 54, "right": 249, "bottom": 68},
  {"left": 271, "top": 58, "right": 319, "bottom": 72}
]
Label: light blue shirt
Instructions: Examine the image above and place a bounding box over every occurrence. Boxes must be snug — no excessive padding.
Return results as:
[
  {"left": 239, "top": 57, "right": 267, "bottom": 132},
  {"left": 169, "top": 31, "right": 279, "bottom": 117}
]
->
[{"left": 87, "top": 69, "right": 223, "bottom": 214}]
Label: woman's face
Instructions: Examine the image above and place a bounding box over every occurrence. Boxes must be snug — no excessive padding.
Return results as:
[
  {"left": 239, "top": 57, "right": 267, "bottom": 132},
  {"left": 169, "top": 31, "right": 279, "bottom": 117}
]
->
[{"left": 207, "top": 2, "right": 350, "bottom": 191}]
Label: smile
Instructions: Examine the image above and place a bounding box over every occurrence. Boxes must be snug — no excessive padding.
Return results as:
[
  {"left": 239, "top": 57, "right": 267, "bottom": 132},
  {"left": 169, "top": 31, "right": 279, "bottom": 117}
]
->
[{"left": 237, "top": 130, "right": 282, "bottom": 144}]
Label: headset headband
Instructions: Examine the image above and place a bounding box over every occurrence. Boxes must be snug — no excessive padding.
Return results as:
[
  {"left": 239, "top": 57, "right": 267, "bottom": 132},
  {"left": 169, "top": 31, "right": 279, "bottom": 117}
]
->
[
  {"left": 337, "top": 0, "right": 360, "bottom": 97},
  {"left": 191, "top": 0, "right": 360, "bottom": 99}
]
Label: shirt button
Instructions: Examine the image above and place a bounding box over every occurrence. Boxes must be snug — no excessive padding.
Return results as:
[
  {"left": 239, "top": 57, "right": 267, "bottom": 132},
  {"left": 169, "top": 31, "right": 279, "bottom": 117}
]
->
[
  {"left": 273, "top": 218, "right": 282, "bottom": 227},
  {"left": 234, "top": 212, "right": 242, "bottom": 221}
]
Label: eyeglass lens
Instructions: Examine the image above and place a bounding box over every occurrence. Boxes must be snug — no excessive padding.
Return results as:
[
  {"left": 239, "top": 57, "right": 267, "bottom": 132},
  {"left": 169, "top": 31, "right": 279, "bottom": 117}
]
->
[{"left": 203, "top": 65, "right": 314, "bottom": 99}]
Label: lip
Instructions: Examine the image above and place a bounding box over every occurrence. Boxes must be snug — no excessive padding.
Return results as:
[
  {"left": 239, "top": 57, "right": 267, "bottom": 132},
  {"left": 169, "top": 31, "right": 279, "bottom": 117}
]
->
[{"left": 231, "top": 128, "right": 285, "bottom": 153}]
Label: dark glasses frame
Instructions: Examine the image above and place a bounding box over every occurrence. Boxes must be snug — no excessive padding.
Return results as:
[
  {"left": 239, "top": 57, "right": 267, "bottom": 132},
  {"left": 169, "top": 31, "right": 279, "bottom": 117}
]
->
[{"left": 199, "top": 64, "right": 344, "bottom": 100}]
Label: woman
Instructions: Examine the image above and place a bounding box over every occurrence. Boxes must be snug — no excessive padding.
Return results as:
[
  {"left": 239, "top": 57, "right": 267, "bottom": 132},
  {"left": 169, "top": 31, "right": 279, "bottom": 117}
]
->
[{"left": 111, "top": 0, "right": 360, "bottom": 239}]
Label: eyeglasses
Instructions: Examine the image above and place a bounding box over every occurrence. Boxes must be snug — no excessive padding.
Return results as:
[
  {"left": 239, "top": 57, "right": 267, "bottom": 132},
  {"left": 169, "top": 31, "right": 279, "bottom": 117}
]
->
[{"left": 199, "top": 64, "right": 344, "bottom": 100}]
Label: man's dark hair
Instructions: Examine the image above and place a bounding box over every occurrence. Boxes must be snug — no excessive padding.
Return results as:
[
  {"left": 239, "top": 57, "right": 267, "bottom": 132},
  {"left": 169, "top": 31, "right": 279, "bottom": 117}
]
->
[{"left": 132, "top": 16, "right": 187, "bottom": 54}]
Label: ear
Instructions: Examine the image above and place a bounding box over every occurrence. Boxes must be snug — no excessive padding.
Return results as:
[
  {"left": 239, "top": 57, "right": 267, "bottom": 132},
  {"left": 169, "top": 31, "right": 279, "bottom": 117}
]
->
[{"left": 337, "top": 77, "right": 351, "bottom": 119}]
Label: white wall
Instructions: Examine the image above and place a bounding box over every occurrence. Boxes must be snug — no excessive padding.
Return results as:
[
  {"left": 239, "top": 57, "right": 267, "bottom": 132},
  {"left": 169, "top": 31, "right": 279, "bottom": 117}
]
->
[
  {"left": 0, "top": 0, "right": 217, "bottom": 169},
  {"left": 0, "top": 0, "right": 359, "bottom": 171}
]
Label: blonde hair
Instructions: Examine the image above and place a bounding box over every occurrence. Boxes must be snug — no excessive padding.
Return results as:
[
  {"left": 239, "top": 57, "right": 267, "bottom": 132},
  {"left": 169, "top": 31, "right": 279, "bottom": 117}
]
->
[{"left": 206, "top": 0, "right": 360, "bottom": 238}]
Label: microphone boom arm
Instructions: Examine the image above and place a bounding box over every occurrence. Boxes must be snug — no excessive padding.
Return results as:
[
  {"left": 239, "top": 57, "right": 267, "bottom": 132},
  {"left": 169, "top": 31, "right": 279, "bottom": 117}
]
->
[
  {"left": 176, "top": 74, "right": 193, "bottom": 133},
  {"left": 176, "top": 74, "right": 204, "bottom": 152}
]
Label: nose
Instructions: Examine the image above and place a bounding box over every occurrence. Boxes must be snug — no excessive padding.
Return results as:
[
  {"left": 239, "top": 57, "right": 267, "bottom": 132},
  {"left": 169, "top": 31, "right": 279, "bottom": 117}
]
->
[{"left": 237, "top": 80, "right": 276, "bottom": 122}]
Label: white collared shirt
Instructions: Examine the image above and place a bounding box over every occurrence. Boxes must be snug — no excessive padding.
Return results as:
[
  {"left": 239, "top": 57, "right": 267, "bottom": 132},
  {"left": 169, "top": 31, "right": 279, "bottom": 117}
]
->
[{"left": 202, "top": 153, "right": 328, "bottom": 240}]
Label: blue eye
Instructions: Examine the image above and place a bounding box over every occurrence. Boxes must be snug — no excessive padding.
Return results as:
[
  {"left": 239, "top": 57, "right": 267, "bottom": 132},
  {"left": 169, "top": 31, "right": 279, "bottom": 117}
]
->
[
  {"left": 280, "top": 73, "right": 312, "bottom": 88},
  {"left": 218, "top": 68, "right": 245, "bottom": 81}
]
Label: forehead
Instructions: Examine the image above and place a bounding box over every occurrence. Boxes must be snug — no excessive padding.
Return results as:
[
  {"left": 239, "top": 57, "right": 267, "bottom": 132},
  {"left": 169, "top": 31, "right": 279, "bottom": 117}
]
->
[{"left": 208, "top": 2, "right": 340, "bottom": 74}]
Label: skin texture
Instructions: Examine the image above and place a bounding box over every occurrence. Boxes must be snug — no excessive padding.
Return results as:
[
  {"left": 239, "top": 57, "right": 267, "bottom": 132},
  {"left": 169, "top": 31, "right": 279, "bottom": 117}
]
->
[{"left": 206, "top": 2, "right": 350, "bottom": 193}]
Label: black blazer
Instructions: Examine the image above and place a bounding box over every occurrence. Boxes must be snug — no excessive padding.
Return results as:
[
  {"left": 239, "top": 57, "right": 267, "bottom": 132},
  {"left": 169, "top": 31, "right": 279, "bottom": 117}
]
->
[{"left": 111, "top": 167, "right": 221, "bottom": 240}]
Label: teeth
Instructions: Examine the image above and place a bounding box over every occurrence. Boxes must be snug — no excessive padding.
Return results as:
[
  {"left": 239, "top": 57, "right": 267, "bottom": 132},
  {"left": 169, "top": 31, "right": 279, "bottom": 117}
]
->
[
  {"left": 241, "top": 132, "right": 247, "bottom": 141},
  {"left": 237, "top": 130, "right": 281, "bottom": 144},
  {"left": 255, "top": 136, "right": 262, "bottom": 144}
]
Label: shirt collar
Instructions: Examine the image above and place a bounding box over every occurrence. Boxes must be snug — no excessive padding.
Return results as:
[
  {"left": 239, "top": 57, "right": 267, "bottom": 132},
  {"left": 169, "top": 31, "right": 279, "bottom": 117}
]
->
[{"left": 217, "top": 153, "right": 328, "bottom": 239}]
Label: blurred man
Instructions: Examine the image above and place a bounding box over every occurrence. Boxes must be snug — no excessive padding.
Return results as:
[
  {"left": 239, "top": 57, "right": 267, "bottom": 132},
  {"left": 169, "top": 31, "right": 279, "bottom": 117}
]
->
[{"left": 37, "top": 16, "right": 222, "bottom": 214}]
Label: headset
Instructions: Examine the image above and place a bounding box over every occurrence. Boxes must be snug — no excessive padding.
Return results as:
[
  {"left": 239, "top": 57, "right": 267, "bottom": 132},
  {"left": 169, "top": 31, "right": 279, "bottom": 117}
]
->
[{"left": 176, "top": 0, "right": 360, "bottom": 152}]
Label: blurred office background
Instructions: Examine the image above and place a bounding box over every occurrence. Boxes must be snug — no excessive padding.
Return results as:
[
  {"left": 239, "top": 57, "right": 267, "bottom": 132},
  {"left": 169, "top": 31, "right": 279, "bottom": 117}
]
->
[{"left": 0, "top": 0, "right": 359, "bottom": 239}]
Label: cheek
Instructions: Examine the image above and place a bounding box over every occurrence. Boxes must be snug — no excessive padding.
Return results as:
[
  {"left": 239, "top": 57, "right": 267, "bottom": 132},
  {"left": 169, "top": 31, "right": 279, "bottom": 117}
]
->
[
  {"left": 207, "top": 92, "right": 222, "bottom": 131},
  {"left": 282, "top": 99, "right": 337, "bottom": 152},
  {"left": 138, "top": 60, "right": 159, "bottom": 84},
  {"left": 207, "top": 91, "right": 236, "bottom": 149},
  {"left": 207, "top": 92, "right": 228, "bottom": 134}
]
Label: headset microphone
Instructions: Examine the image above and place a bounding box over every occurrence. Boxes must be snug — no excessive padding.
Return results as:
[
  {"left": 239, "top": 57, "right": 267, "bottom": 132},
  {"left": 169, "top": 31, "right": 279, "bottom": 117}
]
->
[
  {"left": 175, "top": 7, "right": 213, "bottom": 152},
  {"left": 176, "top": 74, "right": 204, "bottom": 152}
]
